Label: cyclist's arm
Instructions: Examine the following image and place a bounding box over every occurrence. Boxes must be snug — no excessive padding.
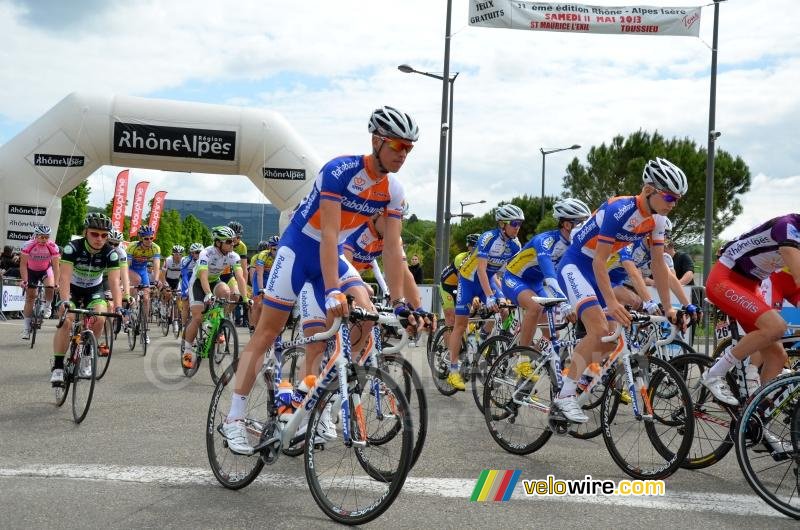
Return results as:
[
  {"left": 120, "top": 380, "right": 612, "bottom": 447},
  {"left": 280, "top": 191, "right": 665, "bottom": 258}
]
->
[
  {"left": 650, "top": 244, "right": 675, "bottom": 316},
  {"left": 402, "top": 266, "right": 423, "bottom": 309},
  {"left": 319, "top": 199, "right": 343, "bottom": 293},
  {"left": 158, "top": 262, "right": 167, "bottom": 284},
  {"left": 233, "top": 265, "right": 248, "bottom": 301},
  {"left": 593, "top": 241, "right": 621, "bottom": 311},
  {"left": 120, "top": 262, "right": 131, "bottom": 298},
  {"left": 370, "top": 259, "right": 389, "bottom": 298},
  {"left": 668, "top": 268, "right": 691, "bottom": 306},
  {"left": 779, "top": 246, "right": 800, "bottom": 287},
  {"left": 198, "top": 267, "right": 211, "bottom": 296},
  {"left": 253, "top": 262, "right": 264, "bottom": 294},
  {"left": 107, "top": 267, "right": 122, "bottom": 308},
  {"left": 477, "top": 257, "right": 493, "bottom": 298},
  {"left": 152, "top": 258, "right": 161, "bottom": 284},
  {"left": 381, "top": 215, "right": 405, "bottom": 302},
  {"left": 50, "top": 254, "right": 60, "bottom": 282},
  {"left": 58, "top": 262, "right": 73, "bottom": 304},
  {"left": 19, "top": 253, "right": 28, "bottom": 283},
  {"left": 622, "top": 260, "right": 651, "bottom": 303}
]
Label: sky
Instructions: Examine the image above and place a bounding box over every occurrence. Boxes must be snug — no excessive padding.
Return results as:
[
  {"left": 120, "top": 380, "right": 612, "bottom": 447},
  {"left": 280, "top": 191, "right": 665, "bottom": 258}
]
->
[{"left": 1, "top": 0, "right": 798, "bottom": 239}]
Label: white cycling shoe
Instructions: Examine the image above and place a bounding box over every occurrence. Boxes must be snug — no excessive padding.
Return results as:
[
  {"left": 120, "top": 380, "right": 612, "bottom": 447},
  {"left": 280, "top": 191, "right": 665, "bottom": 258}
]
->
[
  {"left": 221, "top": 419, "right": 254, "bottom": 455},
  {"left": 701, "top": 374, "right": 738, "bottom": 406},
  {"left": 553, "top": 395, "right": 588, "bottom": 423}
]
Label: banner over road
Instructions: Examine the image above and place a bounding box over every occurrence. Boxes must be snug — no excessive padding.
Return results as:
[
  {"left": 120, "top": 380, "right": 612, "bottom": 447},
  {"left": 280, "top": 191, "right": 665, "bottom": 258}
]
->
[{"left": 469, "top": 1, "right": 701, "bottom": 37}]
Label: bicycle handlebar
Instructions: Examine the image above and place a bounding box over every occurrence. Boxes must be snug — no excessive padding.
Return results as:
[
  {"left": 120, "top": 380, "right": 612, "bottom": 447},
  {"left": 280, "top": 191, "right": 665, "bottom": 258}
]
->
[
  {"left": 56, "top": 307, "right": 122, "bottom": 329},
  {"left": 600, "top": 313, "right": 675, "bottom": 344}
]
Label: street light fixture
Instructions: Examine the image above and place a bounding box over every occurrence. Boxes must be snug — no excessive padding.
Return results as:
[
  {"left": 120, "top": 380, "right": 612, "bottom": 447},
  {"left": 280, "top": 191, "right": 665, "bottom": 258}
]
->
[
  {"left": 459, "top": 199, "right": 486, "bottom": 217},
  {"left": 398, "top": 63, "right": 460, "bottom": 314},
  {"left": 446, "top": 211, "right": 474, "bottom": 220},
  {"left": 539, "top": 144, "right": 580, "bottom": 220}
]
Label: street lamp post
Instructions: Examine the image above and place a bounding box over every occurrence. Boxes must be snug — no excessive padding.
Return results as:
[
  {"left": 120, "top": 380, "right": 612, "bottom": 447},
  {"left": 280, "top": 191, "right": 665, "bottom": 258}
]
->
[
  {"left": 459, "top": 199, "right": 486, "bottom": 217},
  {"left": 539, "top": 144, "right": 580, "bottom": 220},
  {"left": 398, "top": 63, "right": 459, "bottom": 314}
]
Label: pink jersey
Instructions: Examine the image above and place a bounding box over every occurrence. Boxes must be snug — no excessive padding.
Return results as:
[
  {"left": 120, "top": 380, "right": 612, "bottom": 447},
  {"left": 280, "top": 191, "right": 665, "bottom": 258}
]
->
[{"left": 21, "top": 239, "right": 59, "bottom": 271}]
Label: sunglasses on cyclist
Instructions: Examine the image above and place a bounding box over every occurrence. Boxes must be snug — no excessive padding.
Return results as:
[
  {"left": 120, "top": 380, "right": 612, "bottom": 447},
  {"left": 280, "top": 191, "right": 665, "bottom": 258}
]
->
[
  {"left": 379, "top": 136, "right": 414, "bottom": 154},
  {"left": 507, "top": 220, "right": 523, "bottom": 228},
  {"left": 141, "top": 237, "right": 153, "bottom": 241},
  {"left": 658, "top": 191, "right": 681, "bottom": 203},
  {"left": 222, "top": 239, "right": 234, "bottom": 245},
  {"left": 88, "top": 231, "right": 109, "bottom": 239}
]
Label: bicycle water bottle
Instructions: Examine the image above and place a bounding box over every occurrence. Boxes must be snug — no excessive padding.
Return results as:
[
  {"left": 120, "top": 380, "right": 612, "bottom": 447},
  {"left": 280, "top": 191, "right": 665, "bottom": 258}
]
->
[
  {"left": 291, "top": 374, "right": 317, "bottom": 410},
  {"left": 276, "top": 381, "right": 294, "bottom": 421}
]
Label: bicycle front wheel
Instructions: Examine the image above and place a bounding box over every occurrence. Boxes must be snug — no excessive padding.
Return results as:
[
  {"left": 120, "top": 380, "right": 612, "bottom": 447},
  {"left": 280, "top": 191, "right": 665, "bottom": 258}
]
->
[
  {"left": 305, "top": 365, "right": 412, "bottom": 525},
  {"left": 127, "top": 311, "right": 138, "bottom": 351},
  {"left": 735, "top": 372, "right": 800, "bottom": 520},
  {"left": 601, "top": 355, "right": 694, "bottom": 480},
  {"left": 96, "top": 318, "right": 114, "bottom": 381},
  {"left": 72, "top": 331, "right": 98, "bottom": 424},
  {"left": 427, "top": 325, "right": 459, "bottom": 396},
  {"left": 472, "top": 334, "right": 511, "bottom": 413},
  {"left": 209, "top": 320, "right": 238, "bottom": 385},
  {"left": 378, "top": 353, "right": 428, "bottom": 470},
  {"left": 483, "top": 346, "right": 554, "bottom": 455},
  {"left": 139, "top": 304, "right": 148, "bottom": 356}
]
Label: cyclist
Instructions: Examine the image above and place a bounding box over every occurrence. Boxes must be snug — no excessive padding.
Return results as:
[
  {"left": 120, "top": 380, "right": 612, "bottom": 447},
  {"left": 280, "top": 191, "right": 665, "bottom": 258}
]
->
[
  {"left": 179, "top": 243, "right": 203, "bottom": 331},
  {"left": 248, "top": 237, "right": 278, "bottom": 334},
  {"left": 221, "top": 105, "right": 417, "bottom": 454},
  {"left": 126, "top": 225, "right": 161, "bottom": 342},
  {"left": 502, "top": 198, "right": 591, "bottom": 348},
  {"left": 20, "top": 225, "right": 60, "bottom": 339},
  {"left": 50, "top": 214, "right": 122, "bottom": 385},
  {"left": 439, "top": 233, "right": 480, "bottom": 328},
  {"left": 701, "top": 213, "right": 800, "bottom": 405},
  {"left": 159, "top": 245, "right": 184, "bottom": 322},
  {"left": 219, "top": 221, "right": 248, "bottom": 324},
  {"left": 182, "top": 226, "right": 250, "bottom": 369},
  {"left": 446, "top": 204, "right": 524, "bottom": 391},
  {"left": 555, "top": 157, "right": 687, "bottom": 422}
]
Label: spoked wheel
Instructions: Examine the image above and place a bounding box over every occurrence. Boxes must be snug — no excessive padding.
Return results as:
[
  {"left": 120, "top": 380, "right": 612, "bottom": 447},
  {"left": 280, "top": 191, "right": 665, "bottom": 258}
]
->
[
  {"left": 209, "top": 320, "right": 239, "bottom": 386},
  {"left": 472, "top": 334, "right": 511, "bottom": 413},
  {"left": 161, "top": 301, "right": 171, "bottom": 336},
  {"left": 139, "top": 304, "right": 148, "bottom": 356},
  {"left": 669, "top": 354, "right": 736, "bottom": 469},
  {"left": 378, "top": 353, "right": 428, "bottom": 470},
  {"left": 173, "top": 305, "right": 183, "bottom": 339},
  {"left": 305, "top": 365, "right": 412, "bottom": 525},
  {"left": 483, "top": 346, "right": 555, "bottom": 455},
  {"left": 127, "top": 311, "right": 138, "bottom": 351},
  {"left": 735, "top": 372, "right": 800, "bottom": 520},
  {"left": 206, "top": 360, "right": 268, "bottom": 490},
  {"left": 96, "top": 318, "right": 115, "bottom": 381},
  {"left": 54, "top": 361, "right": 72, "bottom": 407},
  {"left": 72, "top": 332, "right": 98, "bottom": 424},
  {"left": 427, "top": 325, "right": 460, "bottom": 396},
  {"left": 601, "top": 355, "right": 694, "bottom": 480},
  {"left": 30, "top": 302, "right": 41, "bottom": 349}
]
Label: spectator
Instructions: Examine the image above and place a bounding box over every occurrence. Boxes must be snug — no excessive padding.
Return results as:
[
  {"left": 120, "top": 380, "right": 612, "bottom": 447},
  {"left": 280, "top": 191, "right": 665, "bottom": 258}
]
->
[
  {"left": 408, "top": 254, "right": 423, "bottom": 284},
  {"left": 668, "top": 241, "right": 699, "bottom": 305},
  {"left": 0, "top": 245, "right": 20, "bottom": 277}
]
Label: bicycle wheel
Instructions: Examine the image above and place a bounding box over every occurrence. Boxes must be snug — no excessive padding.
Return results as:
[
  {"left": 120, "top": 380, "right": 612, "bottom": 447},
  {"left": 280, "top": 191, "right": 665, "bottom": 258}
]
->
[
  {"left": 72, "top": 331, "right": 98, "bottom": 424},
  {"left": 161, "top": 300, "right": 171, "bottom": 336},
  {"left": 127, "top": 310, "right": 138, "bottom": 351},
  {"left": 471, "top": 334, "right": 511, "bottom": 413},
  {"left": 669, "top": 354, "right": 736, "bottom": 469},
  {"left": 139, "top": 304, "right": 148, "bottom": 356},
  {"left": 209, "top": 320, "right": 239, "bottom": 385},
  {"left": 30, "top": 300, "right": 40, "bottom": 348},
  {"left": 427, "top": 325, "right": 459, "bottom": 396},
  {"left": 483, "top": 346, "right": 555, "bottom": 455},
  {"left": 206, "top": 360, "right": 268, "bottom": 490},
  {"left": 305, "top": 365, "right": 412, "bottom": 525},
  {"left": 96, "top": 318, "right": 114, "bottom": 381},
  {"left": 173, "top": 303, "right": 182, "bottom": 339},
  {"left": 378, "top": 353, "right": 428, "bottom": 470},
  {"left": 282, "top": 345, "right": 306, "bottom": 387},
  {"left": 601, "top": 355, "right": 694, "bottom": 480},
  {"left": 54, "top": 352, "right": 73, "bottom": 407},
  {"left": 651, "top": 337, "right": 696, "bottom": 362},
  {"left": 735, "top": 372, "right": 800, "bottom": 520}
]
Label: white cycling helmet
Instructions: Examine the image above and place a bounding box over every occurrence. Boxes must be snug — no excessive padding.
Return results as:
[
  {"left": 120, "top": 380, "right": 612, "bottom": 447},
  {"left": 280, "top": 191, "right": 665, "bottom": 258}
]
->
[
  {"left": 553, "top": 198, "right": 591, "bottom": 220},
  {"left": 34, "top": 225, "right": 51, "bottom": 236},
  {"left": 108, "top": 229, "right": 124, "bottom": 244},
  {"left": 495, "top": 204, "right": 525, "bottom": 222},
  {"left": 211, "top": 225, "right": 236, "bottom": 241},
  {"left": 368, "top": 106, "right": 419, "bottom": 142},
  {"left": 172, "top": 245, "right": 185, "bottom": 254},
  {"left": 642, "top": 157, "right": 688, "bottom": 195},
  {"left": 189, "top": 242, "right": 204, "bottom": 253}
]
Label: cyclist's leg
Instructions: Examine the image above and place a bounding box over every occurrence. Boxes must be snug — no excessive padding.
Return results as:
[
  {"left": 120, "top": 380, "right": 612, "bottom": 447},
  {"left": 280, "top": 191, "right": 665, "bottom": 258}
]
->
[
  {"left": 86, "top": 292, "right": 108, "bottom": 338},
  {"left": 439, "top": 284, "right": 456, "bottom": 327},
  {"left": 299, "top": 281, "right": 327, "bottom": 380}
]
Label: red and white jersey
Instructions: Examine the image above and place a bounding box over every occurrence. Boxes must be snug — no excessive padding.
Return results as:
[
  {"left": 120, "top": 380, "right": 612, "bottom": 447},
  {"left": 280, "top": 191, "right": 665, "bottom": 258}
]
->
[{"left": 290, "top": 154, "right": 405, "bottom": 243}]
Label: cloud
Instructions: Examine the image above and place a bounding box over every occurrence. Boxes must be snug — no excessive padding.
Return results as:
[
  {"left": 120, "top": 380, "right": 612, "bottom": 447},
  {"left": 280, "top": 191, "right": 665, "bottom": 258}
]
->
[
  {"left": 720, "top": 173, "right": 800, "bottom": 240},
  {"left": 0, "top": 0, "right": 797, "bottom": 230}
]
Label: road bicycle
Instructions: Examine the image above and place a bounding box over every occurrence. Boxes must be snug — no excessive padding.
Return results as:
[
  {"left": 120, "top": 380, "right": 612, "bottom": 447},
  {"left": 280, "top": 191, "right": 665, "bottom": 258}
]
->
[
  {"left": 484, "top": 300, "right": 694, "bottom": 480},
  {"left": 206, "top": 305, "right": 413, "bottom": 525},
  {"left": 182, "top": 298, "right": 241, "bottom": 385},
  {"left": 27, "top": 281, "right": 48, "bottom": 348},
  {"left": 126, "top": 285, "right": 149, "bottom": 356},
  {"left": 54, "top": 307, "right": 121, "bottom": 423}
]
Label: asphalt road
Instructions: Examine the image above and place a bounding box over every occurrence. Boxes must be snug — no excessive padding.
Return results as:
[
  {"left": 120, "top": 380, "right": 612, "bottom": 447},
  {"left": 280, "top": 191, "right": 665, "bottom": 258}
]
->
[{"left": 0, "top": 317, "right": 796, "bottom": 529}]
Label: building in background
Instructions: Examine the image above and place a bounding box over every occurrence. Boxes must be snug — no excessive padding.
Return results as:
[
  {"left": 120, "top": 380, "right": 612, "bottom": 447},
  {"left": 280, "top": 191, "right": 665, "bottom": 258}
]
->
[{"left": 164, "top": 199, "right": 280, "bottom": 255}]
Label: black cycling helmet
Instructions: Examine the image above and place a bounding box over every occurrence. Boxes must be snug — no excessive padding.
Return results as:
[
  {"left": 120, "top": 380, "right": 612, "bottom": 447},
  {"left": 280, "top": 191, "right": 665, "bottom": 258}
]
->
[
  {"left": 84, "top": 213, "right": 112, "bottom": 231},
  {"left": 228, "top": 221, "right": 244, "bottom": 237},
  {"left": 466, "top": 233, "right": 480, "bottom": 247},
  {"left": 257, "top": 240, "right": 269, "bottom": 251}
]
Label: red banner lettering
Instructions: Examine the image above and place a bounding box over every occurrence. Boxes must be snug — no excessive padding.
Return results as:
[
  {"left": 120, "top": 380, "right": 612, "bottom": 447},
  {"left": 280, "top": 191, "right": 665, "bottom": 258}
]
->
[
  {"left": 111, "top": 169, "right": 129, "bottom": 233},
  {"left": 129, "top": 181, "right": 150, "bottom": 237}
]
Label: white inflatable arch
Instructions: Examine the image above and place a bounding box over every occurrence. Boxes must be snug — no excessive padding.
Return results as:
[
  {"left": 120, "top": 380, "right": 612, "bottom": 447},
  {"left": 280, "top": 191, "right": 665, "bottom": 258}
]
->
[{"left": 0, "top": 92, "right": 321, "bottom": 248}]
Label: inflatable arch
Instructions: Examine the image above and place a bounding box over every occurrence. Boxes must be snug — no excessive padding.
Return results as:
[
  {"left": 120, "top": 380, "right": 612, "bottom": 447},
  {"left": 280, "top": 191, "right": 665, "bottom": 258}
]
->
[{"left": 0, "top": 92, "right": 321, "bottom": 249}]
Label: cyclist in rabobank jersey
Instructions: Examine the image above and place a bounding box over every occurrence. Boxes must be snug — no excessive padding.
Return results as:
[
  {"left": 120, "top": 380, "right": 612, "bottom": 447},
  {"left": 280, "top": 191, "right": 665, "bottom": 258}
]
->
[
  {"left": 555, "top": 158, "right": 688, "bottom": 422},
  {"left": 701, "top": 213, "right": 800, "bottom": 405},
  {"left": 446, "top": 204, "right": 524, "bottom": 391},
  {"left": 222, "top": 106, "right": 418, "bottom": 455},
  {"left": 502, "top": 198, "right": 591, "bottom": 348}
]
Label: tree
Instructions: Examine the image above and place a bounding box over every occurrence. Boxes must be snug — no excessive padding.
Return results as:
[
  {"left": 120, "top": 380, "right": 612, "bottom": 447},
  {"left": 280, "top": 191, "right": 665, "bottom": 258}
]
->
[
  {"left": 103, "top": 197, "right": 131, "bottom": 236},
  {"left": 562, "top": 130, "right": 751, "bottom": 243},
  {"left": 56, "top": 181, "right": 90, "bottom": 245}
]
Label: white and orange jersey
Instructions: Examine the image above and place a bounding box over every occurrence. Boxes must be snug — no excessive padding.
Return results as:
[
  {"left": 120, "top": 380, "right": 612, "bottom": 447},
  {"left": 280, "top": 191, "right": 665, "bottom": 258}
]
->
[
  {"left": 342, "top": 221, "right": 385, "bottom": 272},
  {"left": 291, "top": 154, "right": 405, "bottom": 243},
  {"left": 569, "top": 195, "right": 667, "bottom": 259}
]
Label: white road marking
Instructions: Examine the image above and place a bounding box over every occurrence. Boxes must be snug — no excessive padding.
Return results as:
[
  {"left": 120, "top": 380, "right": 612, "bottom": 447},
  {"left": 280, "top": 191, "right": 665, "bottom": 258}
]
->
[{"left": 0, "top": 464, "right": 789, "bottom": 518}]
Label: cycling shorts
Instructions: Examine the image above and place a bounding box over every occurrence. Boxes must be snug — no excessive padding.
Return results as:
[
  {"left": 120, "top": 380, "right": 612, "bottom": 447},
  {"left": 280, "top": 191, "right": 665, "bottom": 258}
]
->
[
  {"left": 26, "top": 267, "right": 53, "bottom": 287},
  {"left": 455, "top": 276, "right": 502, "bottom": 316},
  {"left": 297, "top": 257, "right": 366, "bottom": 330},
  {"left": 706, "top": 262, "right": 772, "bottom": 333},
  {"left": 70, "top": 284, "right": 107, "bottom": 309},
  {"left": 609, "top": 267, "right": 628, "bottom": 288},
  {"left": 261, "top": 226, "right": 359, "bottom": 312},
  {"left": 219, "top": 272, "right": 233, "bottom": 283},
  {"left": 439, "top": 284, "right": 455, "bottom": 312},
  {"left": 501, "top": 271, "right": 548, "bottom": 307},
  {"left": 769, "top": 270, "right": 800, "bottom": 308},
  {"left": 129, "top": 265, "right": 150, "bottom": 287},
  {"left": 189, "top": 278, "right": 223, "bottom": 306},
  {"left": 557, "top": 251, "right": 606, "bottom": 320},
  {"left": 166, "top": 277, "right": 180, "bottom": 290},
  {"left": 226, "top": 275, "right": 240, "bottom": 293}
]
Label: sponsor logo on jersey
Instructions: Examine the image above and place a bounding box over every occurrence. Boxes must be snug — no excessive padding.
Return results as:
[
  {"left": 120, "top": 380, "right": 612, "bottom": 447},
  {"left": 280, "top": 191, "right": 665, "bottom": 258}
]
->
[
  {"left": 341, "top": 197, "right": 383, "bottom": 216},
  {"left": 725, "top": 235, "right": 772, "bottom": 258},
  {"left": 542, "top": 236, "right": 555, "bottom": 250},
  {"left": 331, "top": 159, "right": 360, "bottom": 178},
  {"left": 613, "top": 201, "right": 636, "bottom": 221}
]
